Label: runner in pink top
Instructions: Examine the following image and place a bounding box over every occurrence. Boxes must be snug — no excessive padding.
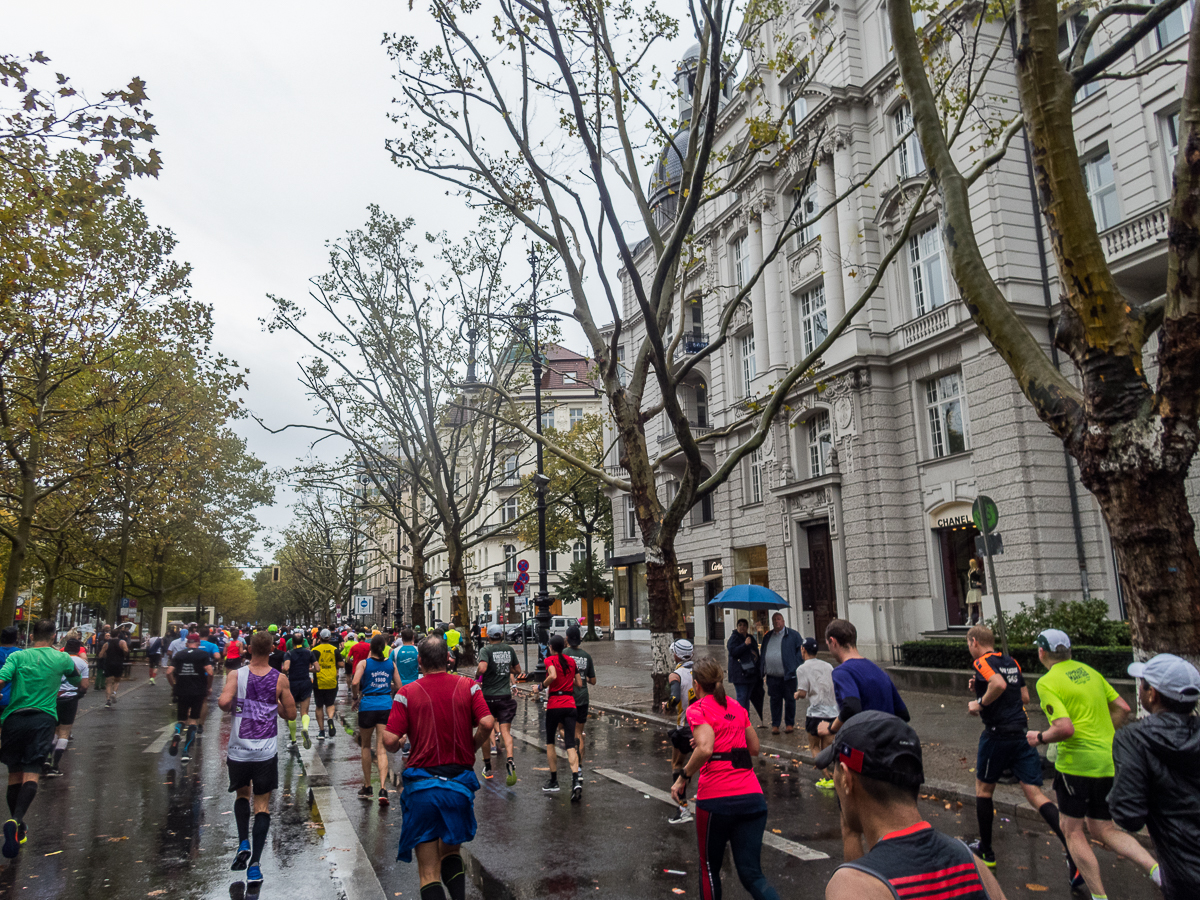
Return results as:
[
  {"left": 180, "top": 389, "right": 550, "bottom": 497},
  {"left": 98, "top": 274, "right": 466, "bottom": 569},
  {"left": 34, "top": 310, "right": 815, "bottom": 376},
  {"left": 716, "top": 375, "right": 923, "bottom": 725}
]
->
[{"left": 673, "top": 658, "right": 780, "bottom": 900}]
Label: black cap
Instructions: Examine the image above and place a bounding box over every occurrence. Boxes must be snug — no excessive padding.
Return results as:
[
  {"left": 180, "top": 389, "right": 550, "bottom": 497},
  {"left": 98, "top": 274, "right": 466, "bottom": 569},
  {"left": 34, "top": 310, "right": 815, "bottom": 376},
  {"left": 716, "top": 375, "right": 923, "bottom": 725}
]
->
[
  {"left": 802, "top": 637, "right": 818, "bottom": 654},
  {"left": 813, "top": 710, "right": 924, "bottom": 787}
]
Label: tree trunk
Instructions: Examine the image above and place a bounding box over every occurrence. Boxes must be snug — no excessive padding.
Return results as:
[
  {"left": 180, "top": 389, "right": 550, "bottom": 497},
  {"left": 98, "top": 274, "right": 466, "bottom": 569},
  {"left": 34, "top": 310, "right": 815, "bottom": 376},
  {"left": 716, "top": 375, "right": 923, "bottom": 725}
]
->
[
  {"left": 645, "top": 542, "right": 686, "bottom": 706},
  {"left": 107, "top": 511, "right": 133, "bottom": 626},
  {"left": 410, "top": 552, "right": 428, "bottom": 631},
  {"left": 584, "top": 530, "right": 597, "bottom": 641},
  {"left": 448, "top": 553, "right": 476, "bottom": 665},
  {"left": 1, "top": 463, "right": 38, "bottom": 627}
]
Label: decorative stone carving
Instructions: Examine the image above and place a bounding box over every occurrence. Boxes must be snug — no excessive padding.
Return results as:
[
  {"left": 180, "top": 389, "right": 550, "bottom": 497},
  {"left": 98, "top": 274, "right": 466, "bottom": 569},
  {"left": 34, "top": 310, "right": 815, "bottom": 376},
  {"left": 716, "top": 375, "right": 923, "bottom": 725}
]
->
[
  {"left": 731, "top": 300, "right": 753, "bottom": 331},
  {"left": 833, "top": 396, "right": 853, "bottom": 434}
]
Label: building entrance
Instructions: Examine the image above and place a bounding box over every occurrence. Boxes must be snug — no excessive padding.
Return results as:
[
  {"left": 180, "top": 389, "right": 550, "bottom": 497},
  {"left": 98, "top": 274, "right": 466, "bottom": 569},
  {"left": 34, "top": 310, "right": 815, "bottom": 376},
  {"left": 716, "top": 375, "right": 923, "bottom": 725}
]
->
[
  {"left": 936, "top": 522, "right": 982, "bottom": 628},
  {"left": 801, "top": 523, "right": 837, "bottom": 647}
]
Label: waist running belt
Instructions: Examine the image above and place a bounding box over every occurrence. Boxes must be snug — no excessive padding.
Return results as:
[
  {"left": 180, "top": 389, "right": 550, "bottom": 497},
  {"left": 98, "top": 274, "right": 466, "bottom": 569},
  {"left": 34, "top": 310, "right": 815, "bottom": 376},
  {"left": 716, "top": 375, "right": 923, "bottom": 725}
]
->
[{"left": 709, "top": 747, "right": 754, "bottom": 769}]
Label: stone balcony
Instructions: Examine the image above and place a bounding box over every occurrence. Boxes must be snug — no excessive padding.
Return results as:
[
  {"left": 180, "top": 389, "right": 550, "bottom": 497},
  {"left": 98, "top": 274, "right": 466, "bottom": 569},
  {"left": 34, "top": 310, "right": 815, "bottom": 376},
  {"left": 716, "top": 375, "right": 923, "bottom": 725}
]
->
[
  {"left": 1101, "top": 201, "right": 1169, "bottom": 263},
  {"left": 896, "top": 298, "right": 966, "bottom": 350}
]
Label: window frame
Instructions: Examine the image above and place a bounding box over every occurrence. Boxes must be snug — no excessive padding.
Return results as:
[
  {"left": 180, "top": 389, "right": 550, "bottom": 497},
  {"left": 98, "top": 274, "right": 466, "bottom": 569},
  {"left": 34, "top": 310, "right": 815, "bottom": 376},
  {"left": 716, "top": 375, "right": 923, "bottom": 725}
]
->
[
  {"left": 504, "top": 545, "right": 518, "bottom": 575},
  {"left": 908, "top": 222, "right": 949, "bottom": 317},
  {"left": 746, "top": 446, "right": 764, "bottom": 505},
  {"left": 573, "top": 541, "right": 586, "bottom": 564},
  {"left": 894, "top": 103, "right": 926, "bottom": 180},
  {"left": 807, "top": 410, "right": 833, "bottom": 478},
  {"left": 800, "top": 283, "right": 828, "bottom": 355},
  {"left": 569, "top": 407, "right": 585, "bottom": 430},
  {"left": 740, "top": 332, "right": 757, "bottom": 396},
  {"left": 925, "top": 371, "right": 971, "bottom": 459},
  {"left": 732, "top": 234, "right": 751, "bottom": 288},
  {"left": 1154, "top": 0, "right": 1195, "bottom": 50},
  {"left": 1161, "top": 107, "right": 1181, "bottom": 185},
  {"left": 502, "top": 496, "right": 519, "bottom": 524},
  {"left": 1081, "top": 150, "right": 1120, "bottom": 231},
  {"left": 625, "top": 495, "right": 637, "bottom": 539}
]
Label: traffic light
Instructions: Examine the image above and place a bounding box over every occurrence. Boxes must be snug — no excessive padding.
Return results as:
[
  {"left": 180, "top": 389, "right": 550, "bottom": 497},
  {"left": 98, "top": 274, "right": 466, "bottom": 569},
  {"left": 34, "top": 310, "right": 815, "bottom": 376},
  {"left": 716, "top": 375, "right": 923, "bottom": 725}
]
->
[{"left": 271, "top": 566, "right": 280, "bottom": 583}]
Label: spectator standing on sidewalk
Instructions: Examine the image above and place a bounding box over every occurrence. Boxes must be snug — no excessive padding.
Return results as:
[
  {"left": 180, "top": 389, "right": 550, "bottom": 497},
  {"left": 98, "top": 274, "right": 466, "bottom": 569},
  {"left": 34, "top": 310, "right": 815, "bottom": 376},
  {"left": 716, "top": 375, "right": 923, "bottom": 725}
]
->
[
  {"left": 820, "top": 711, "right": 1006, "bottom": 900},
  {"left": 383, "top": 635, "right": 494, "bottom": 900},
  {"left": 818, "top": 618, "right": 909, "bottom": 861},
  {"left": 1027, "top": 629, "right": 1159, "bottom": 900},
  {"left": 793, "top": 637, "right": 837, "bottom": 788},
  {"left": 726, "top": 619, "right": 761, "bottom": 712},
  {"left": 1108, "top": 652, "right": 1200, "bottom": 900},
  {"left": 964, "top": 626, "right": 1078, "bottom": 885},
  {"left": 758, "top": 612, "right": 802, "bottom": 735}
]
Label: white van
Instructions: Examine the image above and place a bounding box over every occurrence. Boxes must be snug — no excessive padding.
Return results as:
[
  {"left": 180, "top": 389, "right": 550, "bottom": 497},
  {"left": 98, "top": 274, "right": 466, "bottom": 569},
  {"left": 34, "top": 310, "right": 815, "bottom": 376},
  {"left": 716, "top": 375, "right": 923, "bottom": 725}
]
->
[{"left": 548, "top": 616, "right": 606, "bottom": 641}]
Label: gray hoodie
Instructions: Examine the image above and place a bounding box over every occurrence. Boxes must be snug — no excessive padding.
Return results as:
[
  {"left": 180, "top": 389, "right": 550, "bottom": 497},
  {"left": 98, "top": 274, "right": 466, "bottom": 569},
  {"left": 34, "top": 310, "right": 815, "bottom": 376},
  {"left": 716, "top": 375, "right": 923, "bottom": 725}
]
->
[{"left": 1109, "top": 710, "right": 1200, "bottom": 900}]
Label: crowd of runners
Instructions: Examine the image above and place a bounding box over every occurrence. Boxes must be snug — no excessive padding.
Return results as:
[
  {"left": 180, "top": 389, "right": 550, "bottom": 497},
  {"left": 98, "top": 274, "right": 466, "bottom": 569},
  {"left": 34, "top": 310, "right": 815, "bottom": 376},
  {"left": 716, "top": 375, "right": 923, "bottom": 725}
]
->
[{"left": 0, "top": 612, "right": 1190, "bottom": 900}]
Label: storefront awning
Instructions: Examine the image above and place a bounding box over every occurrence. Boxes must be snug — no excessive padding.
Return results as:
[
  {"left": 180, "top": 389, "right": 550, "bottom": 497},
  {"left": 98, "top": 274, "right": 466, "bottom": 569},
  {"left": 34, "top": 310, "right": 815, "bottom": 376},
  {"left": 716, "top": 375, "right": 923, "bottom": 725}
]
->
[
  {"left": 608, "top": 552, "right": 645, "bottom": 568},
  {"left": 682, "top": 573, "right": 724, "bottom": 589}
]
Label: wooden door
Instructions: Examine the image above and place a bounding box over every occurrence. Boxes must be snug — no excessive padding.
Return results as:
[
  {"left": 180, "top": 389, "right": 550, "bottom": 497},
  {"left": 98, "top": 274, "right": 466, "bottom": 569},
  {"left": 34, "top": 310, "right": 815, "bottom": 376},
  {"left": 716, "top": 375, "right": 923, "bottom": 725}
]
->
[{"left": 807, "top": 523, "right": 837, "bottom": 647}]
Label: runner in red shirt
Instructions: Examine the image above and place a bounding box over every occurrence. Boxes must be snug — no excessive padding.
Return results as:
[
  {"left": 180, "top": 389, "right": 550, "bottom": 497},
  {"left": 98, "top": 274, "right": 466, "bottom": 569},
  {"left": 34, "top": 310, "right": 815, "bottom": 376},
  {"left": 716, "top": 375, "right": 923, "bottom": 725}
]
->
[
  {"left": 383, "top": 636, "right": 493, "bottom": 900},
  {"left": 673, "top": 657, "right": 780, "bottom": 900},
  {"left": 537, "top": 634, "right": 583, "bottom": 800}
]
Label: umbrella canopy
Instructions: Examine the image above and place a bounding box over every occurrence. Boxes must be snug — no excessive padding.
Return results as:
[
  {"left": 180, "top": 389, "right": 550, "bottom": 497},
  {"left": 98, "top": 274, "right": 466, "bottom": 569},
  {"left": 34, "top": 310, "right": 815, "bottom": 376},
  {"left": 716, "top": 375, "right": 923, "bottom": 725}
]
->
[{"left": 706, "top": 584, "right": 790, "bottom": 610}]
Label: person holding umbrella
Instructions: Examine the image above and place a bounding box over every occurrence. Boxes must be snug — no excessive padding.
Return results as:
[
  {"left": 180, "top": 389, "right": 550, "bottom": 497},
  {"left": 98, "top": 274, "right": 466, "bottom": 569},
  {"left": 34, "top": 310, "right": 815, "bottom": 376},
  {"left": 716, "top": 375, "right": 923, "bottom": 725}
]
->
[{"left": 709, "top": 584, "right": 791, "bottom": 728}]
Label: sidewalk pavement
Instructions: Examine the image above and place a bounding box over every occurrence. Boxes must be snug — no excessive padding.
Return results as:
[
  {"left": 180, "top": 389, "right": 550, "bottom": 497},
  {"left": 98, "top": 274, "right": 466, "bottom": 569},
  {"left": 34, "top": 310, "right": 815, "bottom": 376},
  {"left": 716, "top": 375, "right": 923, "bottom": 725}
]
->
[{"left": 486, "top": 638, "right": 1066, "bottom": 827}]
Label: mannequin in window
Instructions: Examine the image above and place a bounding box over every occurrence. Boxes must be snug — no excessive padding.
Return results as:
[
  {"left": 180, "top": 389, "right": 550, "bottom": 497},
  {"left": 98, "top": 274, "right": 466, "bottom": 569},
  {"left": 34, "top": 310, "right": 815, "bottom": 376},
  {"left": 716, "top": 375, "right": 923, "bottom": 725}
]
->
[{"left": 966, "top": 558, "right": 984, "bottom": 625}]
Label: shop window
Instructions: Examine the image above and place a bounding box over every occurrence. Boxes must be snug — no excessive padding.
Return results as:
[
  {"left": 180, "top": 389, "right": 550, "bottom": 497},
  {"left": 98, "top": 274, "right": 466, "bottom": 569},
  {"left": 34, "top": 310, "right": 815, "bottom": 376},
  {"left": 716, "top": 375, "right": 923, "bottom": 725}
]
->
[
  {"left": 894, "top": 103, "right": 926, "bottom": 180},
  {"left": 808, "top": 410, "right": 833, "bottom": 477},
  {"left": 925, "top": 371, "right": 970, "bottom": 457},
  {"left": 908, "top": 223, "right": 948, "bottom": 316},
  {"left": 800, "top": 283, "right": 828, "bottom": 355},
  {"left": 1082, "top": 151, "right": 1120, "bottom": 230}
]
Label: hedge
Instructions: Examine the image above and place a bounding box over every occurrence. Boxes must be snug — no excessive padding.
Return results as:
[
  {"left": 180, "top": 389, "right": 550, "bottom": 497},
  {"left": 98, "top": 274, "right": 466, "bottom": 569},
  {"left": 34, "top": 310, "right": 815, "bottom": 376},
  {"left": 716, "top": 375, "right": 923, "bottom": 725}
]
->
[{"left": 898, "top": 640, "right": 1134, "bottom": 681}]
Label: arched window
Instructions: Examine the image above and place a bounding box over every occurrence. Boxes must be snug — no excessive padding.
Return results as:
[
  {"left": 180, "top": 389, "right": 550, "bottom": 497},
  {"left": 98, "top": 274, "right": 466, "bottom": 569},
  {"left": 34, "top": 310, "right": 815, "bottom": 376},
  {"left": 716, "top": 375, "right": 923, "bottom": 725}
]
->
[
  {"left": 504, "top": 545, "right": 518, "bottom": 574},
  {"left": 573, "top": 541, "right": 587, "bottom": 564}
]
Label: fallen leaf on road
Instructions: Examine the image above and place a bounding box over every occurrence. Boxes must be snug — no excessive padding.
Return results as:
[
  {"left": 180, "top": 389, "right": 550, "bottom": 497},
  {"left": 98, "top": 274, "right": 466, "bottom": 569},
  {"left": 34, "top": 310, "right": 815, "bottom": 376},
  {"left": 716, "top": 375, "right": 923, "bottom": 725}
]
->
[
  {"left": 148, "top": 891, "right": 166, "bottom": 896},
  {"left": 771, "top": 829, "right": 781, "bottom": 834},
  {"left": 43, "top": 851, "right": 61, "bottom": 857},
  {"left": 1025, "top": 885, "right": 1048, "bottom": 892},
  {"left": 107, "top": 837, "right": 128, "bottom": 842},
  {"left": 672, "top": 890, "right": 686, "bottom": 895}
]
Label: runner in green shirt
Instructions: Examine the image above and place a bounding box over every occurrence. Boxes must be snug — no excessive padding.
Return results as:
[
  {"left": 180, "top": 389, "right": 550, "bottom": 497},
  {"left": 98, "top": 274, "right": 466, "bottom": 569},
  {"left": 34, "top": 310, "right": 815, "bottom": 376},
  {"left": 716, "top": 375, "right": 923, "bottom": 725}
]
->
[
  {"left": 476, "top": 625, "right": 521, "bottom": 785},
  {"left": 0, "top": 618, "right": 80, "bottom": 858},
  {"left": 563, "top": 625, "right": 597, "bottom": 763},
  {"left": 1027, "top": 629, "right": 1157, "bottom": 898}
]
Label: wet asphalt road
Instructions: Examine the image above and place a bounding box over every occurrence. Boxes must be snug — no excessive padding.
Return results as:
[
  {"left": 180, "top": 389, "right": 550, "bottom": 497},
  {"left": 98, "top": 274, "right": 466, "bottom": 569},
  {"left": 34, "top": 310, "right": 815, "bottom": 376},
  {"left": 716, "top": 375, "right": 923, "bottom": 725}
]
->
[{"left": 0, "top": 671, "right": 1162, "bottom": 900}]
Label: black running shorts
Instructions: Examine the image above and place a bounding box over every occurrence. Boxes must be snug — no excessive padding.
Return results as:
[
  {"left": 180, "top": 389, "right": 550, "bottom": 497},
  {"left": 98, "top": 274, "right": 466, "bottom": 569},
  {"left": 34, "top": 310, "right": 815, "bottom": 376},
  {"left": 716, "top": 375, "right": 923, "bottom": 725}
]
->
[
  {"left": 575, "top": 703, "right": 589, "bottom": 724},
  {"left": 313, "top": 687, "right": 338, "bottom": 708},
  {"left": 358, "top": 709, "right": 390, "bottom": 729},
  {"left": 544, "top": 707, "right": 577, "bottom": 749},
  {"left": 1053, "top": 770, "right": 1113, "bottom": 820},
  {"left": 289, "top": 679, "right": 313, "bottom": 703},
  {"left": 55, "top": 697, "right": 80, "bottom": 726},
  {"left": 486, "top": 696, "right": 517, "bottom": 724},
  {"left": 176, "top": 694, "right": 204, "bottom": 722},
  {"left": 0, "top": 710, "right": 56, "bottom": 773},
  {"left": 227, "top": 756, "right": 279, "bottom": 796}
]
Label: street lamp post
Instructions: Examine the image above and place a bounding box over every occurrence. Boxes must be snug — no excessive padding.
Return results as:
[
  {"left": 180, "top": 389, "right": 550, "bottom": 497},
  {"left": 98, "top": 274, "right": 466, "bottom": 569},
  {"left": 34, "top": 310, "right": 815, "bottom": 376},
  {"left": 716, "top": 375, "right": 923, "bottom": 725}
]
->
[{"left": 528, "top": 248, "right": 553, "bottom": 679}]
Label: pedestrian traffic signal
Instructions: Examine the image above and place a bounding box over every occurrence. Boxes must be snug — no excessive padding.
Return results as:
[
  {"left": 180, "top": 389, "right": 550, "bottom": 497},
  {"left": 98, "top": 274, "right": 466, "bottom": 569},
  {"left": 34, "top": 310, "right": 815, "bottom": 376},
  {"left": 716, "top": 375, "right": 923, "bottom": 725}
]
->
[{"left": 271, "top": 565, "right": 281, "bottom": 583}]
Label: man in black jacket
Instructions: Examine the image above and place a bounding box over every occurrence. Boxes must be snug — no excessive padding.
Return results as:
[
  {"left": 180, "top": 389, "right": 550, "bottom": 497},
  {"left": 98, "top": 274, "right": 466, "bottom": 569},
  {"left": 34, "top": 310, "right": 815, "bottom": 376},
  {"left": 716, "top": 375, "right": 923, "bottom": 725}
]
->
[
  {"left": 1109, "top": 652, "right": 1200, "bottom": 900},
  {"left": 726, "top": 619, "right": 760, "bottom": 711},
  {"left": 758, "top": 612, "right": 803, "bottom": 734}
]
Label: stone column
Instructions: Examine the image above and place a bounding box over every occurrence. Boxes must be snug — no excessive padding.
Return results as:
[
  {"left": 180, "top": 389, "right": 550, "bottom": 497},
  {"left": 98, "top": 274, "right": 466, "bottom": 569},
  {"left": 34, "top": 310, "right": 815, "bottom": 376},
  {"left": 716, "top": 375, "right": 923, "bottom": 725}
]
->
[
  {"left": 816, "top": 153, "right": 846, "bottom": 324},
  {"left": 833, "top": 131, "right": 860, "bottom": 317},
  {"left": 761, "top": 203, "right": 786, "bottom": 369},
  {"left": 748, "top": 210, "right": 770, "bottom": 374}
]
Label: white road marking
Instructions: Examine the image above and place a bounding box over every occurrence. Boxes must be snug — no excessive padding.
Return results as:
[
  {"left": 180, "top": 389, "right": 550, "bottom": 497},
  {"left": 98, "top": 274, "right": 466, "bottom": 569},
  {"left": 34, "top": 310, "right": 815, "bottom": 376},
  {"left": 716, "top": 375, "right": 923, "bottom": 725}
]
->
[
  {"left": 511, "top": 727, "right": 566, "bottom": 757},
  {"left": 299, "top": 745, "right": 387, "bottom": 900},
  {"left": 143, "top": 723, "right": 178, "bottom": 754}
]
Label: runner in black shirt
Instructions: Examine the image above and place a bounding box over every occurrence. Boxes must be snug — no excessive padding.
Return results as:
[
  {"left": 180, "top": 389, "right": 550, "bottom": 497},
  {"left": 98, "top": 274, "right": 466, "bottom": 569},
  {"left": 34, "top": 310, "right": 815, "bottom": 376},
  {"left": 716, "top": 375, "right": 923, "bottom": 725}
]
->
[
  {"left": 965, "top": 626, "right": 1077, "bottom": 883},
  {"left": 282, "top": 635, "right": 317, "bottom": 750},
  {"left": 167, "top": 634, "right": 214, "bottom": 761}
]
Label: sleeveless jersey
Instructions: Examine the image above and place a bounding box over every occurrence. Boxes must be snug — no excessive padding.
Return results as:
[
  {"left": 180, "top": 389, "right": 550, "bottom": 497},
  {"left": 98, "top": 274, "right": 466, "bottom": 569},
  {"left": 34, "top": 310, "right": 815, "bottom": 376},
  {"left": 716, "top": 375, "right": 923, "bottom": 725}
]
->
[
  {"left": 313, "top": 642, "right": 338, "bottom": 689},
  {"left": 840, "top": 821, "right": 990, "bottom": 900},
  {"left": 360, "top": 656, "right": 395, "bottom": 712},
  {"left": 225, "top": 639, "right": 242, "bottom": 660},
  {"left": 228, "top": 667, "right": 279, "bottom": 762},
  {"left": 675, "top": 662, "right": 696, "bottom": 726}
]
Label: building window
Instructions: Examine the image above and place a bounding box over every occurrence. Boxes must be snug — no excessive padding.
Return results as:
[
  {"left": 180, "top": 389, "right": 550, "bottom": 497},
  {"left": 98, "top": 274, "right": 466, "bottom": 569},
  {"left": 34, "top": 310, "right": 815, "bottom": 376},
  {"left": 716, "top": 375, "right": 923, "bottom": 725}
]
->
[
  {"left": 504, "top": 545, "right": 518, "bottom": 574},
  {"left": 1082, "top": 151, "right": 1120, "bottom": 230},
  {"left": 615, "top": 345, "right": 627, "bottom": 386},
  {"left": 740, "top": 333, "right": 756, "bottom": 396},
  {"left": 573, "top": 541, "right": 586, "bottom": 564},
  {"left": 908, "top": 223, "right": 948, "bottom": 316},
  {"left": 894, "top": 103, "right": 926, "bottom": 180},
  {"left": 502, "top": 496, "right": 518, "bottom": 523},
  {"left": 800, "top": 284, "right": 828, "bottom": 355},
  {"left": 625, "top": 495, "right": 637, "bottom": 539},
  {"left": 540, "top": 410, "right": 555, "bottom": 432},
  {"left": 926, "top": 371, "right": 970, "bottom": 458},
  {"left": 1058, "top": 13, "right": 1099, "bottom": 99},
  {"left": 1163, "top": 109, "right": 1181, "bottom": 175},
  {"left": 733, "top": 234, "right": 751, "bottom": 289},
  {"left": 808, "top": 410, "right": 833, "bottom": 477},
  {"left": 547, "top": 551, "right": 558, "bottom": 571},
  {"left": 795, "top": 187, "right": 818, "bottom": 248},
  {"left": 1155, "top": 0, "right": 1194, "bottom": 50},
  {"left": 569, "top": 407, "right": 584, "bottom": 429},
  {"left": 786, "top": 84, "right": 807, "bottom": 142},
  {"left": 504, "top": 455, "right": 519, "bottom": 484},
  {"left": 746, "top": 447, "right": 763, "bottom": 504},
  {"left": 695, "top": 469, "right": 715, "bottom": 524},
  {"left": 695, "top": 381, "right": 708, "bottom": 427}
]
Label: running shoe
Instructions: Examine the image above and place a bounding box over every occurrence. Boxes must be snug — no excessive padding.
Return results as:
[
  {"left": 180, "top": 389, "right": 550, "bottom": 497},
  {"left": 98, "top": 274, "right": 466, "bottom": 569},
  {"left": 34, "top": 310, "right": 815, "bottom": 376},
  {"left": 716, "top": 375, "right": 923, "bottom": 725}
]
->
[
  {"left": 17, "top": 823, "right": 26, "bottom": 845},
  {"left": 571, "top": 776, "right": 583, "bottom": 802},
  {"left": 318, "top": 731, "right": 326, "bottom": 742},
  {"left": 343, "top": 719, "right": 355, "bottom": 737},
  {"left": 2, "top": 819, "right": 18, "bottom": 858},
  {"left": 357, "top": 785, "right": 373, "bottom": 800},
  {"left": 169, "top": 730, "right": 181, "bottom": 757},
  {"left": 542, "top": 778, "right": 560, "bottom": 793},
  {"left": 1068, "top": 858, "right": 1085, "bottom": 890},
  {"left": 328, "top": 723, "right": 336, "bottom": 739},
  {"left": 505, "top": 759, "right": 517, "bottom": 787},
  {"left": 483, "top": 762, "right": 493, "bottom": 780},
  {"left": 967, "top": 840, "right": 996, "bottom": 868},
  {"left": 302, "top": 731, "right": 311, "bottom": 750},
  {"left": 197, "top": 723, "right": 204, "bottom": 735},
  {"left": 378, "top": 788, "right": 389, "bottom": 807},
  {"left": 246, "top": 864, "right": 263, "bottom": 884},
  {"left": 490, "top": 741, "right": 498, "bottom": 756},
  {"left": 667, "top": 808, "right": 694, "bottom": 825},
  {"left": 148, "top": 678, "right": 156, "bottom": 685},
  {"left": 815, "top": 777, "right": 835, "bottom": 789},
  {"left": 231, "top": 839, "right": 251, "bottom": 871},
  {"left": 105, "top": 701, "right": 112, "bottom": 709},
  {"left": 44, "top": 767, "right": 63, "bottom": 778},
  {"left": 288, "top": 740, "right": 298, "bottom": 752}
]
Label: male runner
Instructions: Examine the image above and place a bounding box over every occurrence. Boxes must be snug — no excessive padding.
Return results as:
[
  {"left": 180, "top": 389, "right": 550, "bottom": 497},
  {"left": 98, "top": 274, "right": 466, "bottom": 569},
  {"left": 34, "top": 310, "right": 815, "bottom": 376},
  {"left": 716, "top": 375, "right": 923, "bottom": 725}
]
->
[
  {"left": 540, "top": 634, "right": 584, "bottom": 800},
  {"left": 282, "top": 632, "right": 317, "bottom": 748},
  {"left": 48, "top": 638, "right": 89, "bottom": 777},
  {"left": 0, "top": 627, "right": 21, "bottom": 719},
  {"left": 312, "top": 629, "right": 340, "bottom": 740},
  {"left": 562, "top": 625, "right": 596, "bottom": 763},
  {"left": 218, "top": 630, "right": 296, "bottom": 886},
  {"left": 794, "top": 636, "right": 837, "bottom": 788},
  {"left": 963, "top": 625, "right": 1078, "bottom": 883},
  {"left": 145, "top": 633, "right": 163, "bottom": 685},
  {"left": 820, "top": 711, "right": 1007, "bottom": 900},
  {"left": 393, "top": 628, "right": 419, "bottom": 686},
  {"left": 0, "top": 618, "right": 81, "bottom": 857},
  {"left": 167, "top": 624, "right": 193, "bottom": 658},
  {"left": 167, "top": 632, "right": 214, "bottom": 761},
  {"left": 662, "top": 638, "right": 696, "bottom": 824},
  {"left": 1027, "top": 629, "right": 1158, "bottom": 899},
  {"left": 97, "top": 628, "right": 128, "bottom": 708},
  {"left": 476, "top": 624, "right": 521, "bottom": 784},
  {"left": 383, "top": 636, "right": 494, "bottom": 900}
]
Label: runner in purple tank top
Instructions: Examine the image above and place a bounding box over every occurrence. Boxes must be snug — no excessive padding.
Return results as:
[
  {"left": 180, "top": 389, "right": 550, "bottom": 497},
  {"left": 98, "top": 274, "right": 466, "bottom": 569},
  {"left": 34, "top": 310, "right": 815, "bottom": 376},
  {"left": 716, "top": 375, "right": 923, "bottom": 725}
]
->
[{"left": 218, "top": 631, "right": 295, "bottom": 887}]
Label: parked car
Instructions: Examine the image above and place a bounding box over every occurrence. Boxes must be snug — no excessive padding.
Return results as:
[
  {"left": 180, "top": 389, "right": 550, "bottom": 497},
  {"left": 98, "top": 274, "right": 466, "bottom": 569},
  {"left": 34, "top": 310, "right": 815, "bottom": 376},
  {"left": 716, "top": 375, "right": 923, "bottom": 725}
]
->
[
  {"left": 548, "top": 615, "right": 607, "bottom": 641},
  {"left": 504, "top": 620, "right": 538, "bottom": 644}
]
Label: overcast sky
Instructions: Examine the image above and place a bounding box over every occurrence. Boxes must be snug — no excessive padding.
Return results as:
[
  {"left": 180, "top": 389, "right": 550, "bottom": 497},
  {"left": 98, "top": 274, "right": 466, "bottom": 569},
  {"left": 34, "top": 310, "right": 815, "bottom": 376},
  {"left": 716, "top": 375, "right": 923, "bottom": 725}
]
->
[{"left": 8, "top": 1, "right": 683, "bottom": 558}]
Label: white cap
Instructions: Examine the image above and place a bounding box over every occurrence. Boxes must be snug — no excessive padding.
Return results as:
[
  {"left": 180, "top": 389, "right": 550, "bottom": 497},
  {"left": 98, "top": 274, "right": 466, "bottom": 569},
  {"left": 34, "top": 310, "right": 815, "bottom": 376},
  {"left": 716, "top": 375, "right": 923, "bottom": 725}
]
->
[
  {"left": 670, "top": 639, "right": 693, "bottom": 660},
  {"left": 1128, "top": 653, "right": 1200, "bottom": 703},
  {"left": 1036, "top": 629, "right": 1071, "bottom": 652}
]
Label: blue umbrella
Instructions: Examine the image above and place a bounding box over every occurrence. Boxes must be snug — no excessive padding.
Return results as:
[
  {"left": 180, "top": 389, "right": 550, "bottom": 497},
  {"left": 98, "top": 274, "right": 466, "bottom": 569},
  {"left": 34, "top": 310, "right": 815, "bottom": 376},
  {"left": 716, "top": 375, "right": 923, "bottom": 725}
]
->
[{"left": 706, "top": 584, "right": 790, "bottom": 610}]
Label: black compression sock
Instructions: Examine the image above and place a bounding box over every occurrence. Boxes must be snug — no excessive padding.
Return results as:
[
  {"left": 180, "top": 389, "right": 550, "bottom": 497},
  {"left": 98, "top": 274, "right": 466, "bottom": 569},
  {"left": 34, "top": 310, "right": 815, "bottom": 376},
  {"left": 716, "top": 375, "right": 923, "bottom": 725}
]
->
[
  {"left": 441, "top": 853, "right": 466, "bottom": 900},
  {"left": 420, "top": 883, "right": 447, "bottom": 900},
  {"left": 6, "top": 784, "right": 18, "bottom": 817},
  {"left": 12, "top": 782, "right": 37, "bottom": 823},
  {"left": 1039, "top": 801, "right": 1072, "bottom": 859},
  {"left": 250, "top": 812, "right": 270, "bottom": 864},
  {"left": 234, "top": 797, "right": 251, "bottom": 842},
  {"left": 975, "top": 797, "right": 994, "bottom": 853},
  {"left": 52, "top": 748, "right": 64, "bottom": 768}
]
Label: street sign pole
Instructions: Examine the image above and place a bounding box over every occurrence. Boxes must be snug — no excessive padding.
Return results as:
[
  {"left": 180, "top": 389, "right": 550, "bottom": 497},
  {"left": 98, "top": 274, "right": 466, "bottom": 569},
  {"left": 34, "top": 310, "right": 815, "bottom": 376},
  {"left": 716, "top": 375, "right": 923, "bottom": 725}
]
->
[{"left": 972, "top": 496, "right": 1009, "bottom": 656}]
